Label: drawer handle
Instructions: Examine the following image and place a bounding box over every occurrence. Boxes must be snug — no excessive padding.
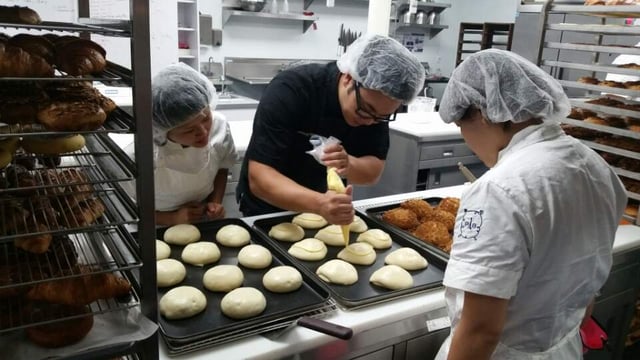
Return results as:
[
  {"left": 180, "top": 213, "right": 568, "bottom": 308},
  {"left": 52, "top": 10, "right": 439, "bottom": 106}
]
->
[{"left": 442, "top": 151, "right": 454, "bottom": 157}]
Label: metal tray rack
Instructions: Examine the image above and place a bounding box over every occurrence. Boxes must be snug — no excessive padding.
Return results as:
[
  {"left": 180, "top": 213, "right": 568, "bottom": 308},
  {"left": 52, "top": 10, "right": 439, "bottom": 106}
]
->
[
  {"left": 149, "top": 219, "right": 334, "bottom": 356},
  {"left": 0, "top": 3, "right": 157, "bottom": 358},
  {"left": 536, "top": 0, "right": 640, "bottom": 224},
  {"left": 252, "top": 213, "right": 447, "bottom": 309}
]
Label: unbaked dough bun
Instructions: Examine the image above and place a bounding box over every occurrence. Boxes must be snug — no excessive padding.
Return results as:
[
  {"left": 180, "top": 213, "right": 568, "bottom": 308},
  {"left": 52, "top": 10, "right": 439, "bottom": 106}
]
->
[
  {"left": 356, "top": 229, "right": 392, "bottom": 249},
  {"left": 221, "top": 287, "right": 267, "bottom": 319},
  {"left": 384, "top": 247, "right": 428, "bottom": 270},
  {"left": 370, "top": 265, "right": 414, "bottom": 290},
  {"left": 159, "top": 286, "right": 207, "bottom": 320},
  {"left": 268, "top": 222, "right": 305, "bottom": 242},
  {"left": 316, "top": 259, "right": 358, "bottom": 285},
  {"left": 315, "top": 225, "right": 346, "bottom": 246},
  {"left": 157, "top": 259, "right": 186, "bottom": 287},
  {"left": 156, "top": 240, "right": 171, "bottom": 260},
  {"left": 237, "top": 244, "right": 272, "bottom": 269},
  {"left": 203, "top": 265, "right": 244, "bottom": 292},
  {"left": 288, "top": 238, "right": 328, "bottom": 261},
  {"left": 349, "top": 216, "right": 368, "bottom": 233},
  {"left": 216, "top": 224, "right": 251, "bottom": 247},
  {"left": 181, "top": 242, "right": 221, "bottom": 266},
  {"left": 163, "top": 224, "right": 200, "bottom": 245},
  {"left": 292, "top": 212, "right": 328, "bottom": 229},
  {"left": 21, "top": 134, "right": 86, "bottom": 154},
  {"left": 337, "top": 242, "right": 376, "bottom": 265},
  {"left": 262, "top": 266, "right": 303, "bottom": 293}
]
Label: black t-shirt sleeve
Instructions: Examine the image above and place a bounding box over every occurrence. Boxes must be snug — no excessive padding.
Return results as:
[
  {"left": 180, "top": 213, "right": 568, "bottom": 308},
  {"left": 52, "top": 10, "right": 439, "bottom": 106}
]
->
[{"left": 245, "top": 74, "right": 308, "bottom": 168}]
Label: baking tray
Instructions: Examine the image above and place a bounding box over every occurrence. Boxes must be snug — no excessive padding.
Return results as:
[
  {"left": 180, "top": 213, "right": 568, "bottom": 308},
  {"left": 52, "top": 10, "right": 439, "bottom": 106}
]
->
[
  {"left": 151, "top": 218, "right": 331, "bottom": 345},
  {"left": 252, "top": 214, "right": 446, "bottom": 309},
  {"left": 362, "top": 197, "right": 451, "bottom": 261}
]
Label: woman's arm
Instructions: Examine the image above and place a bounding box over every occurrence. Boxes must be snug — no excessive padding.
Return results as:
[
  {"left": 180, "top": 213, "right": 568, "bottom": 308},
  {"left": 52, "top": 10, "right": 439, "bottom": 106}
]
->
[
  {"left": 156, "top": 202, "right": 205, "bottom": 226},
  {"left": 206, "top": 169, "right": 229, "bottom": 219}
]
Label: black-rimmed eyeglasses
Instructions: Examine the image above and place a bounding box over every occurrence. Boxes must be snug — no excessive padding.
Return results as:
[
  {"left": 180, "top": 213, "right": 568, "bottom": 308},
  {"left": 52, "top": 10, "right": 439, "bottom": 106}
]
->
[{"left": 354, "top": 81, "right": 398, "bottom": 123}]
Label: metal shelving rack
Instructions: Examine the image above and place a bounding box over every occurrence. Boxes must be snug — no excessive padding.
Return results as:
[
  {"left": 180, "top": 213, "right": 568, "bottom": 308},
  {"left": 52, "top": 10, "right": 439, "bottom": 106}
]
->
[
  {"left": 536, "top": 0, "right": 640, "bottom": 226},
  {"left": 0, "top": 0, "right": 157, "bottom": 358}
]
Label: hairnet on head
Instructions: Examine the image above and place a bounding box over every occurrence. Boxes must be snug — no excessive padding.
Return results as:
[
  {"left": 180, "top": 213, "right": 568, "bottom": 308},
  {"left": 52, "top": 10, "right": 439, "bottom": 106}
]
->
[
  {"left": 439, "top": 49, "right": 570, "bottom": 124},
  {"left": 152, "top": 63, "right": 218, "bottom": 145},
  {"left": 337, "top": 34, "right": 425, "bottom": 104}
]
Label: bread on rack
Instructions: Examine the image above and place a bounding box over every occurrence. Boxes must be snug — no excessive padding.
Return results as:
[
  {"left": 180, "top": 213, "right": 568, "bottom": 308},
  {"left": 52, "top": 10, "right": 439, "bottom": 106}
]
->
[
  {"left": 37, "top": 101, "right": 107, "bottom": 131},
  {"left": 618, "top": 157, "right": 640, "bottom": 172},
  {"left": 603, "top": 116, "right": 627, "bottom": 128},
  {"left": 586, "top": 97, "right": 626, "bottom": 107},
  {"left": 561, "top": 124, "right": 602, "bottom": 140},
  {"left": 0, "top": 43, "right": 54, "bottom": 77},
  {"left": 598, "top": 80, "right": 626, "bottom": 88},
  {"left": 69, "top": 197, "right": 105, "bottom": 227},
  {"left": 584, "top": 0, "right": 606, "bottom": 5},
  {"left": 625, "top": 81, "right": 640, "bottom": 90},
  {"left": 0, "top": 148, "right": 10, "bottom": 168},
  {"left": 54, "top": 39, "right": 107, "bottom": 76},
  {"left": 14, "top": 223, "right": 52, "bottom": 254},
  {"left": 25, "top": 303, "right": 94, "bottom": 348},
  {"left": 0, "top": 5, "right": 42, "bottom": 25},
  {"left": 596, "top": 136, "right": 640, "bottom": 152},
  {"left": 584, "top": 116, "right": 608, "bottom": 126},
  {"left": 0, "top": 83, "right": 48, "bottom": 125},
  {"left": 568, "top": 107, "right": 597, "bottom": 120},
  {"left": 1, "top": 200, "right": 29, "bottom": 233},
  {"left": 578, "top": 76, "right": 600, "bottom": 85},
  {"left": 617, "top": 63, "right": 640, "bottom": 70},
  {"left": 8, "top": 34, "right": 55, "bottom": 64},
  {"left": 21, "top": 134, "right": 86, "bottom": 155},
  {"left": 26, "top": 265, "right": 132, "bottom": 306}
]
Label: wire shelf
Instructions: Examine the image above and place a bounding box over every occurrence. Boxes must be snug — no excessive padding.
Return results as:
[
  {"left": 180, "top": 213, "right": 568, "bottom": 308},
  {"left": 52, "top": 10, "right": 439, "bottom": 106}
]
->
[
  {"left": 0, "top": 66, "right": 123, "bottom": 82},
  {"left": 0, "top": 20, "right": 130, "bottom": 37},
  {"left": 562, "top": 118, "right": 640, "bottom": 140}
]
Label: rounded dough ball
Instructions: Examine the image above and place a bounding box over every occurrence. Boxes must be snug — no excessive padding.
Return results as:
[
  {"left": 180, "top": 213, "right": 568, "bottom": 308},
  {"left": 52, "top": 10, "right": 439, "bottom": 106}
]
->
[
  {"left": 203, "top": 265, "right": 244, "bottom": 292},
  {"left": 316, "top": 259, "right": 358, "bottom": 285},
  {"left": 262, "top": 266, "right": 303, "bottom": 293},
  {"left": 292, "top": 213, "right": 328, "bottom": 229},
  {"left": 181, "top": 242, "right": 221, "bottom": 266},
  {"left": 356, "top": 229, "right": 392, "bottom": 249},
  {"left": 163, "top": 224, "right": 201, "bottom": 245},
  {"left": 156, "top": 240, "right": 171, "bottom": 260},
  {"left": 221, "top": 287, "right": 267, "bottom": 319},
  {"left": 268, "top": 222, "right": 305, "bottom": 242},
  {"left": 384, "top": 247, "right": 428, "bottom": 270},
  {"left": 159, "top": 286, "right": 207, "bottom": 320},
  {"left": 337, "top": 242, "right": 377, "bottom": 266},
  {"left": 216, "top": 224, "right": 251, "bottom": 247},
  {"left": 370, "top": 265, "right": 414, "bottom": 290},
  {"left": 157, "top": 259, "right": 186, "bottom": 287},
  {"left": 288, "top": 238, "right": 328, "bottom": 261},
  {"left": 237, "top": 244, "right": 272, "bottom": 269},
  {"left": 349, "top": 216, "right": 368, "bottom": 233},
  {"left": 315, "top": 225, "right": 346, "bottom": 246}
]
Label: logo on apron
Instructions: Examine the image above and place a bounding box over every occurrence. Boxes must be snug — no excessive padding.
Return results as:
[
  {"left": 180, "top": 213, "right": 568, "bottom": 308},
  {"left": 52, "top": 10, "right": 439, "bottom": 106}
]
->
[{"left": 459, "top": 209, "right": 483, "bottom": 240}]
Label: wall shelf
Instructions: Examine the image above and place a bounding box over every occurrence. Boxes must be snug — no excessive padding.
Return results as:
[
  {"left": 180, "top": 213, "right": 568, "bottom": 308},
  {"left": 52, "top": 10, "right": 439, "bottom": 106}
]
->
[
  {"left": 396, "top": 1, "right": 451, "bottom": 15},
  {"left": 222, "top": 9, "right": 319, "bottom": 33},
  {"left": 395, "top": 24, "right": 448, "bottom": 39}
]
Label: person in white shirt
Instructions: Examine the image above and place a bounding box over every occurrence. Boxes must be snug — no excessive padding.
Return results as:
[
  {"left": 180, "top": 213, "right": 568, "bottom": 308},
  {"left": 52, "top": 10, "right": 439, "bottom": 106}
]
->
[
  {"left": 436, "top": 49, "right": 627, "bottom": 360},
  {"left": 125, "top": 63, "right": 237, "bottom": 226}
]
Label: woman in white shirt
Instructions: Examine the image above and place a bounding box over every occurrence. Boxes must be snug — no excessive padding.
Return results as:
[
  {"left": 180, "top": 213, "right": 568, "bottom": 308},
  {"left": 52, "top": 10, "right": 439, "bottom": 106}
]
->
[
  {"left": 435, "top": 49, "right": 627, "bottom": 360},
  {"left": 127, "top": 63, "right": 237, "bottom": 226}
]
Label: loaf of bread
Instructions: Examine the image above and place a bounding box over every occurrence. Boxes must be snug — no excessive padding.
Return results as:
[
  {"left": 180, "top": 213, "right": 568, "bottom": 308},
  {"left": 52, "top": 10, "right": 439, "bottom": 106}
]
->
[
  {"left": 8, "top": 34, "right": 55, "bottom": 64},
  {"left": 37, "top": 101, "right": 107, "bottom": 131},
  {"left": 0, "top": 83, "right": 48, "bottom": 125},
  {"left": 70, "top": 198, "right": 105, "bottom": 227},
  {"left": 21, "top": 134, "right": 86, "bottom": 155},
  {"left": 55, "top": 39, "right": 106, "bottom": 75},
  {"left": 0, "top": 43, "right": 54, "bottom": 77},
  {"left": 14, "top": 223, "right": 53, "bottom": 254},
  {"left": 578, "top": 76, "right": 599, "bottom": 85},
  {"left": 25, "top": 303, "right": 94, "bottom": 348},
  {"left": 0, "top": 6, "right": 42, "bottom": 24}
]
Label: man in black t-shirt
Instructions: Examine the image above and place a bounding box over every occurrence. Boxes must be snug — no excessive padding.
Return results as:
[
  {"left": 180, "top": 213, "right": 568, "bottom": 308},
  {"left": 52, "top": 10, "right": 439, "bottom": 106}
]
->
[{"left": 237, "top": 34, "right": 425, "bottom": 224}]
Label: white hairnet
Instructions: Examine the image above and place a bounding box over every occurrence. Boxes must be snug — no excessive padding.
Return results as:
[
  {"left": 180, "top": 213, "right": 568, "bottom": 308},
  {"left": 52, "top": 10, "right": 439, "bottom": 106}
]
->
[
  {"left": 439, "top": 49, "right": 570, "bottom": 124},
  {"left": 337, "top": 34, "right": 425, "bottom": 104},
  {"left": 152, "top": 63, "right": 218, "bottom": 145}
]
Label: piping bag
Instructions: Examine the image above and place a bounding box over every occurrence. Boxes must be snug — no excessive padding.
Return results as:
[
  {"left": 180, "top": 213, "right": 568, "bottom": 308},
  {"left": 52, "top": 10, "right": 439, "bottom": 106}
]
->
[{"left": 327, "top": 167, "right": 350, "bottom": 247}]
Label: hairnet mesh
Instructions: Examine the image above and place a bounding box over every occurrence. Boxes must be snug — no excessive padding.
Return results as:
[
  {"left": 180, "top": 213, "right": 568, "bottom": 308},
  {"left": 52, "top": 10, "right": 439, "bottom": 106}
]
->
[
  {"left": 439, "top": 49, "right": 570, "bottom": 124},
  {"left": 152, "top": 63, "right": 218, "bottom": 145},
  {"left": 337, "top": 34, "right": 425, "bottom": 104}
]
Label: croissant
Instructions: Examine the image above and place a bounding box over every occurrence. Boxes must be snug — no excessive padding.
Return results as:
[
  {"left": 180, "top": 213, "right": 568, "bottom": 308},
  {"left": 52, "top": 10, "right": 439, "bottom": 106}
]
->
[
  {"left": 26, "top": 266, "right": 132, "bottom": 306},
  {"left": 0, "top": 43, "right": 54, "bottom": 77},
  {"left": 14, "top": 223, "right": 53, "bottom": 254},
  {"left": 69, "top": 198, "right": 105, "bottom": 227},
  {"left": 55, "top": 39, "right": 106, "bottom": 75},
  {"left": 9, "top": 34, "right": 55, "bottom": 64}
]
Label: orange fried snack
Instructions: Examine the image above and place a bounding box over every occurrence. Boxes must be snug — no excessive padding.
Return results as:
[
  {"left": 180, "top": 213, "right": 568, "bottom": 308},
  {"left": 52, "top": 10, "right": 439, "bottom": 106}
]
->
[
  {"left": 400, "top": 198, "right": 435, "bottom": 221},
  {"left": 382, "top": 207, "right": 419, "bottom": 230},
  {"left": 423, "top": 209, "right": 456, "bottom": 232},
  {"left": 437, "top": 197, "right": 460, "bottom": 216},
  {"left": 412, "top": 221, "right": 452, "bottom": 252}
]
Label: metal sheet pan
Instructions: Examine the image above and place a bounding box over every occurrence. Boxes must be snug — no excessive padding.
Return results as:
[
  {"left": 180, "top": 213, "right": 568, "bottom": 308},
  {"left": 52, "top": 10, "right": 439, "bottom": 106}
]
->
[
  {"left": 252, "top": 214, "right": 446, "bottom": 309},
  {"left": 152, "top": 218, "right": 331, "bottom": 344},
  {"left": 362, "top": 197, "right": 451, "bottom": 261}
]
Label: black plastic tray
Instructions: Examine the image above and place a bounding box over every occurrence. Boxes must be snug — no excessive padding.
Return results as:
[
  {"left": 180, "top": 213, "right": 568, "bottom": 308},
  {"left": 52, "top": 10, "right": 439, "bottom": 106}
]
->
[
  {"left": 152, "top": 218, "right": 331, "bottom": 344},
  {"left": 363, "top": 197, "right": 451, "bottom": 261},
  {"left": 252, "top": 214, "right": 446, "bottom": 308}
]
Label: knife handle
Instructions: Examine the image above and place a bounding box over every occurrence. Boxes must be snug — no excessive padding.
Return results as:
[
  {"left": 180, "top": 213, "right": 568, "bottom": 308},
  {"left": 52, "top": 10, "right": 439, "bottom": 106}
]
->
[{"left": 297, "top": 317, "right": 353, "bottom": 340}]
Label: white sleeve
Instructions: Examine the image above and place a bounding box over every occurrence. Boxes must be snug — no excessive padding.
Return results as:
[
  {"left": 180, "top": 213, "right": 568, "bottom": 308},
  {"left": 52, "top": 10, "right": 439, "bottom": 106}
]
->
[
  {"left": 443, "top": 180, "right": 531, "bottom": 299},
  {"left": 212, "top": 114, "right": 238, "bottom": 169}
]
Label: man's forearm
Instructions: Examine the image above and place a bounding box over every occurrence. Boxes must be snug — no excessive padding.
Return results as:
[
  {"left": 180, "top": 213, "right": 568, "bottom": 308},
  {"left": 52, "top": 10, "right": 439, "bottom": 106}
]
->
[{"left": 346, "top": 155, "right": 385, "bottom": 185}]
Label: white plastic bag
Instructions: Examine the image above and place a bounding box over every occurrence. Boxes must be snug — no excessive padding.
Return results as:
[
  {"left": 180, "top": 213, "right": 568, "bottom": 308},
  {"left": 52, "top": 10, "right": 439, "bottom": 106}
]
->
[{"left": 305, "top": 134, "right": 342, "bottom": 166}]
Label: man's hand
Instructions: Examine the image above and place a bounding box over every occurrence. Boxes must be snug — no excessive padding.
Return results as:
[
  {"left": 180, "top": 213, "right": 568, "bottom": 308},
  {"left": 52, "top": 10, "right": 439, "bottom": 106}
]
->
[
  {"left": 318, "top": 185, "right": 354, "bottom": 225},
  {"left": 206, "top": 202, "right": 225, "bottom": 220},
  {"left": 173, "top": 202, "right": 205, "bottom": 224},
  {"left": 322, "top": 143, "right": 350, "bottom": 177}
]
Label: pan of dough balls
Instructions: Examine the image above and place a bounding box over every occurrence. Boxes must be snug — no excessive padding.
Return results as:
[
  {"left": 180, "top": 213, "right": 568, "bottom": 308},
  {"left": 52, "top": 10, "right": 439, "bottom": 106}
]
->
[
  {"left": 152, "top": 218, "right": 332, "bottom": 343},
  {"left": 252, "top": 212, "right": 447, "bottom": 309},
  {"left": 363, "top": 197, "right": 454, "bottom": 262}
]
